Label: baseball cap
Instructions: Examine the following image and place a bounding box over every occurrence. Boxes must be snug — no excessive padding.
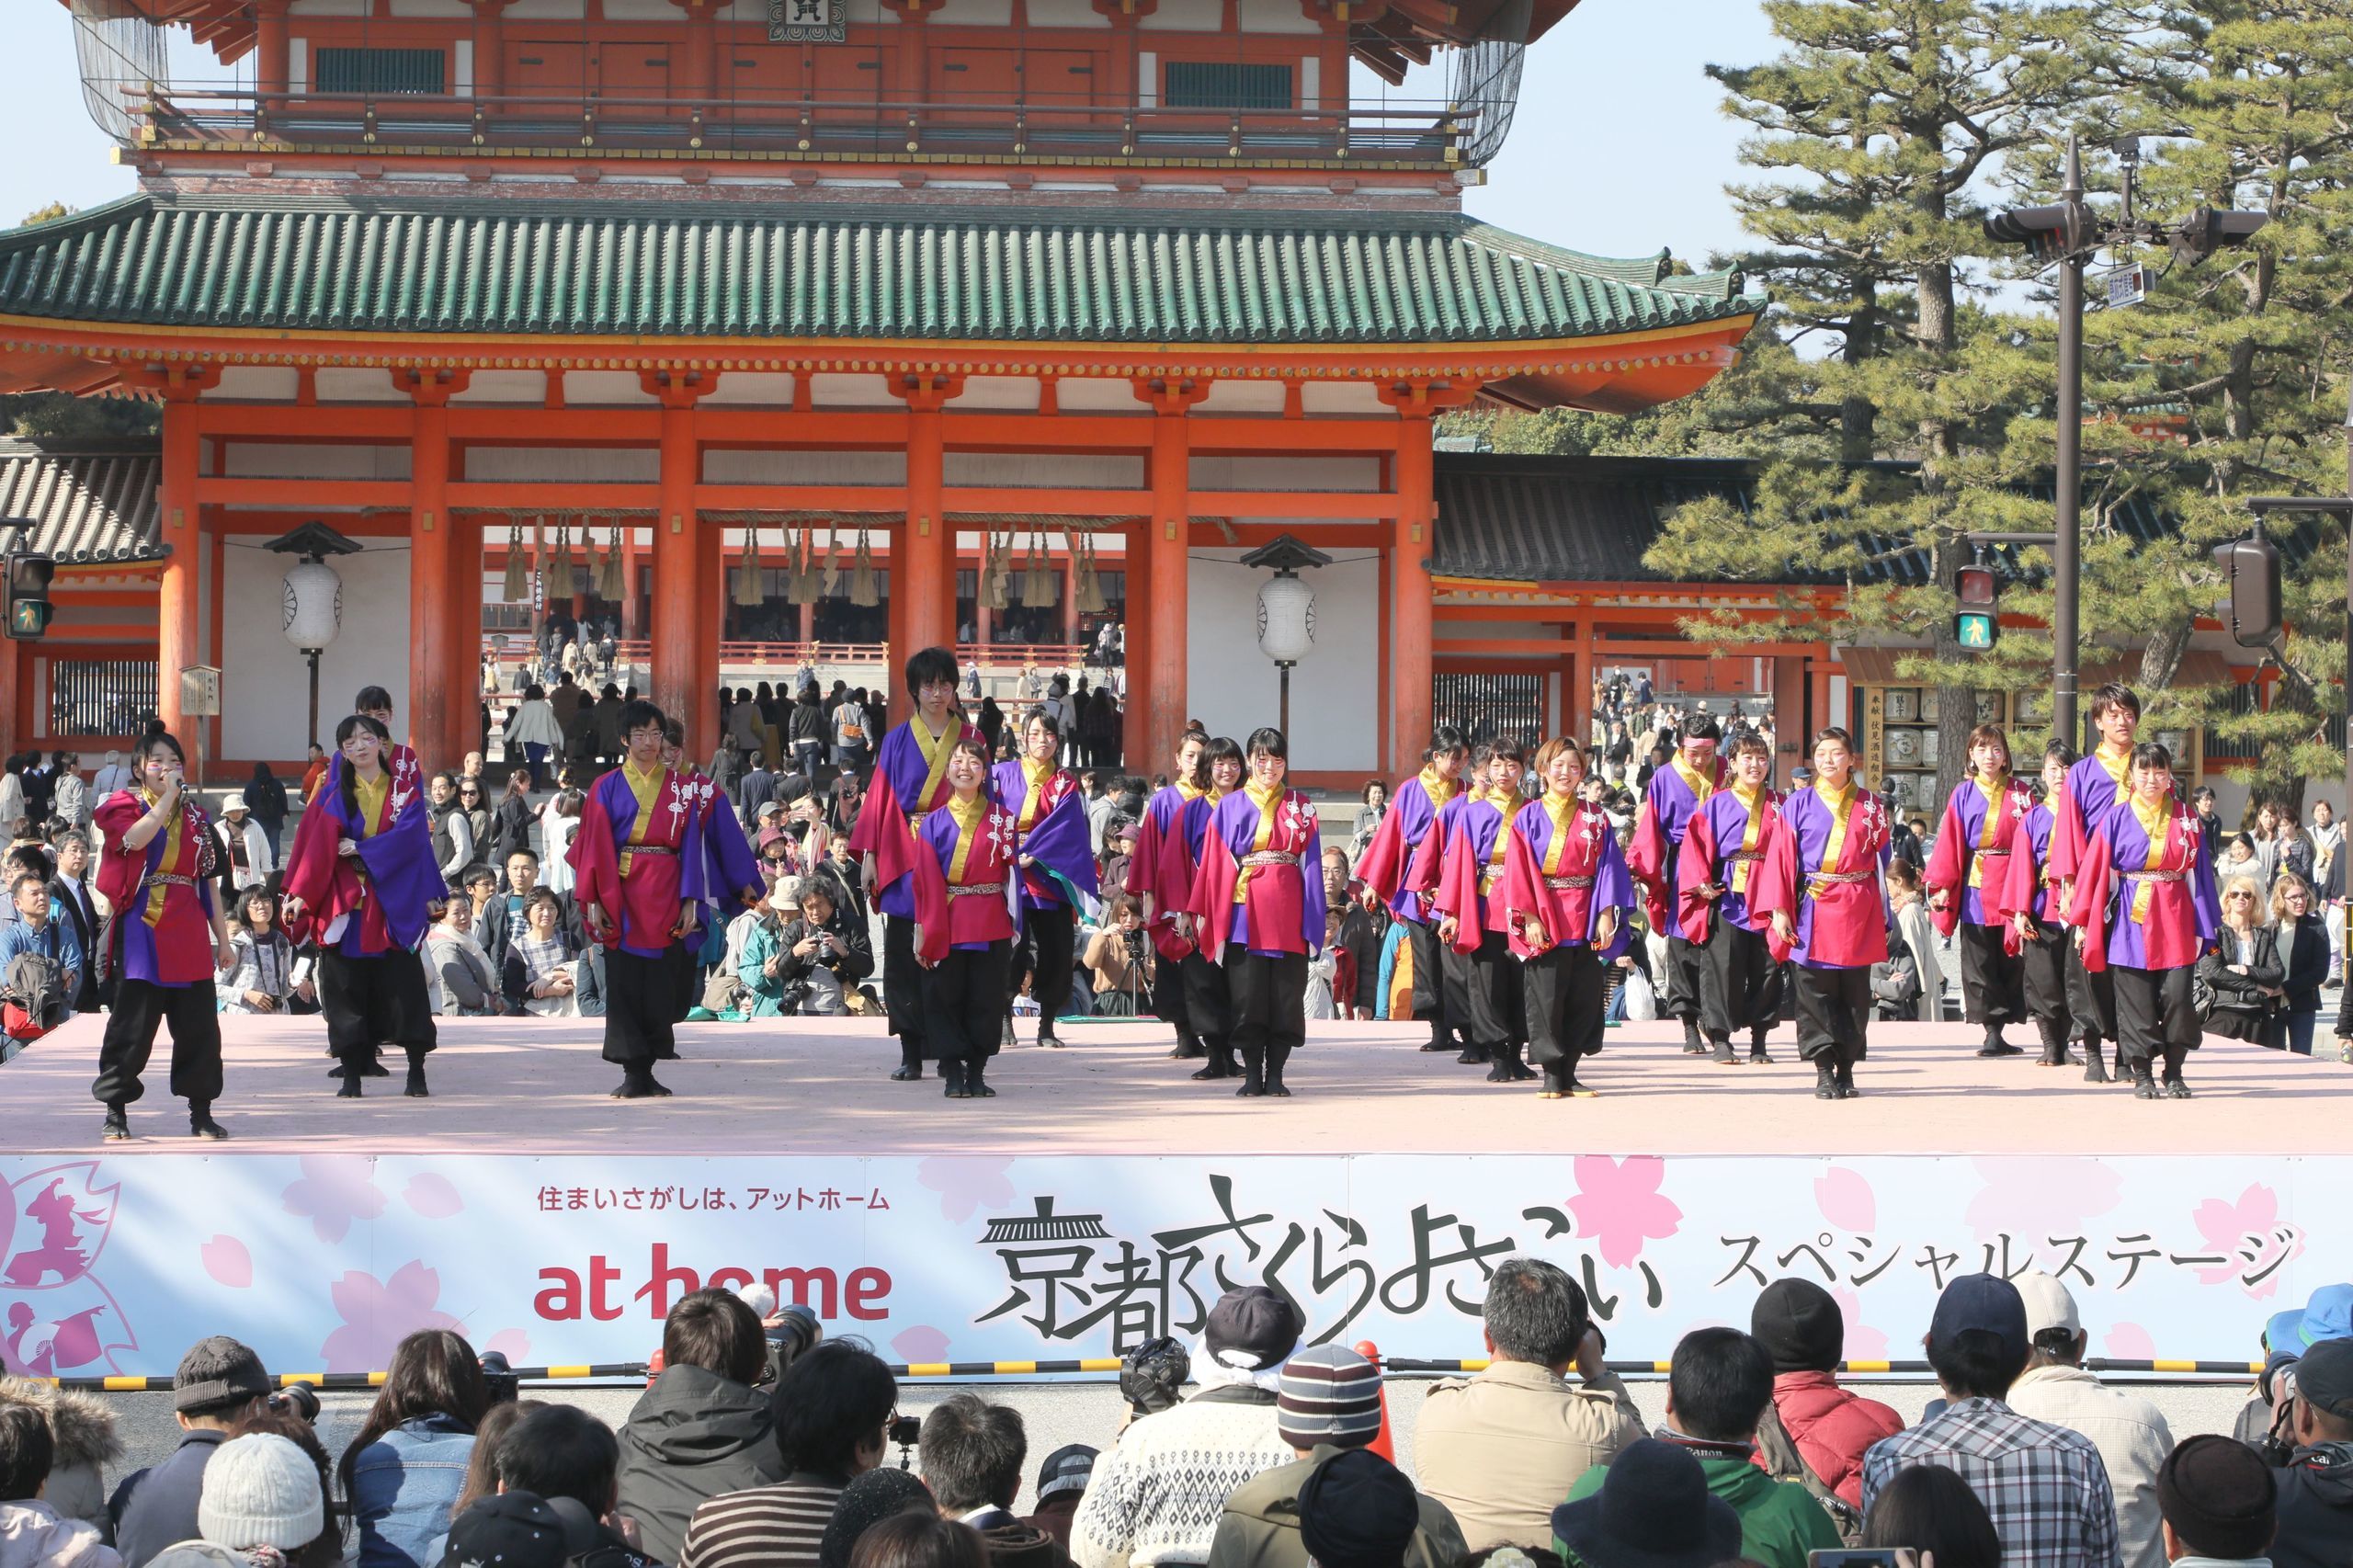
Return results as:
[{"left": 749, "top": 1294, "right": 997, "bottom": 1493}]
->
[
  {"left": 2015, "top": 1272, "right": 2080, "bottom": 1339},
  {"left": 438, "top": 1493, "right": 567, "bottom": 1568},
  {"left": 1034, "top": 1444, "right": 1097, "bottom": 1504},
  {"left": 1928, "top": 1273, "right": 2029, "bottom": 1362},
  {"left": 2296, "top": 1338, "right": 2353, "bottom": 1418},
  {"left": 2300, "top": 1284, "right": 2353, "bottom": 1346}
]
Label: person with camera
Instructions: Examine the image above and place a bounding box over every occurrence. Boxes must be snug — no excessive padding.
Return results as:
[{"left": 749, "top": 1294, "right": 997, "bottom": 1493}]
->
[
  {"left": 1081, "top": 895, "right": 1153, "bottom": 1017},
  {"left": 745, "top": 882, "right": 874, "bottom": 1017},
  {"left": 615, "top": 1291, "right": 789, "bottom": 1566},
  {"left": 680, "top": 1342, "right": 900, "bottom": 1568},
  {"left": 491, "top": 1407, "right": 660, "bottom": 1568},
  {"left": 2269, "top": 1336, "right": 2353, "bottom": 1568},
  {"left": 107, "top": 1339, "right": 275, "bottom": 1568}
]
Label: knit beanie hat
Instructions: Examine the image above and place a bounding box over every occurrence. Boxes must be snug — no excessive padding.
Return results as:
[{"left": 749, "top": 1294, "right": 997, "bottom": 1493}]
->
[
  {"left": 1750, "top": 1278, "right": 1844, "bottom": 1373},
  {"left": 2157, "top": 1434, "right": 2277, "bottom": 1562},
  {"left": 1277, "top": 1345, "right": 1383, "bottom": 1450},
  {"left": 198, "top": 1434, "right": 324, "bottom": 1551}
]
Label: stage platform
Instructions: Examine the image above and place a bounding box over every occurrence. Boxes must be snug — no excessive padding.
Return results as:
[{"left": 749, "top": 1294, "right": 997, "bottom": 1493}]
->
[
  {"left": 3, "top": 1013, "right": 2345, "bottom": 1159},
  {"left": 4, "top": 1015, "right": 2345, "bottom": 1380}
]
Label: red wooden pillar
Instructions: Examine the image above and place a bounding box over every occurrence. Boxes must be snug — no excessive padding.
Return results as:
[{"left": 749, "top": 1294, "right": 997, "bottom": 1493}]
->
[
  {"left": 154, "top": 379, "right": 210, "bottom": 751},
  {"left": 1377, "top": 380, "right": 1476, "bottom": 774},
  {"left": 620, "top": 523, "right": 640, "bottom": 637},
  {"left": 406, "top": 370, "right": 471, "bottom": 772},
  {"left": 1772, "top": 653, "right": 1808, "bottom": 775},
  {"left": 469, "top": 0, "right": 513, "bottom": 100},
  {"left": 449, "top": 513, "right": 485, "bottom": 745},
  {"left": 255, "top": 0, "right": 291, "bottom": 99},
  {"left": 652, "top": 381, "right": 707, "bottom": 751},
  {"left": 694, "top": 520, "right": 723, "bottom": 757},
  {"left": 893, "top": 373, "right": 959, "bottom": 719},
  {"left": 1136, "top": 378, "right": 1209, "bottom": 772},
  {"left": 0, "top": 633, "right": 20, "bottom": 760}
]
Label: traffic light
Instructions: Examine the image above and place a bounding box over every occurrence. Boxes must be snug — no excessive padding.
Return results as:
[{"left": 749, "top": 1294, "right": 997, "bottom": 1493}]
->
[
  {"left": 2211, "top": 532, "right": 2282, "bottom": 648},
  {"left": 4, "top": 552, "right": 52, "bottom": 640},
  {"left": 1983, "top": 202, "right": 2086, "bottom": 262},
  {"left": 1953, "top": 560, "right": 1998, "bottom": 653},
  {"left": 2171, "top": 207, "right": 2269, "bottom": 265}
]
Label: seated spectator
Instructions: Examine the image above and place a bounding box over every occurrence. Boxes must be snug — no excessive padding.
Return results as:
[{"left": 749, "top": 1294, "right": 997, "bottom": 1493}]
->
[
  {"left": 846, "top": 1515, "right": 983, "bottom": 1568},
  {"left": 1857, "top": 1462, "right": 2000, "bottom": 1568},
  {"left": 218, "top": 1412, "right": 340, "bottom": 1568},
  {"left": 451, "top": 1403, "right": 544, "bottom": 1523},
  {"left": 2270, "top": 1336, "right": 2353, "bottom": 1568},
  {"left": 1560, "top": 1328, "right": 1835, "bottom": 1568},
  {"left": 2007, "top": 1272, "right": 2174, "bottom": 1568},
  {"left": 1081, "top": 898, "right": 1152, "bottom": 1017},
  {"left": 0, "top": 1403, "right": 119, "bottom": 1568},
  {"left": 501, "top": 891, "right": 579, "bottom": 1017},
  {"left": 770, "top": 884, "right": 873, "bottom": 1017},
  {"left": 2159, "top": 1434, "right": 2276, "bottom": 1568},
  {"left": 494, "top": 1406, "right": 655, "bottom": 1568},
  {"left": 438, "top": 1494, "right": 568, "bottom": 1568},
  {"left": 1, "top": 875, "right": 81, "bottom": 1041},
  {"left": 0, "top": 1380, "right": 120, "bottom": 1538},
  {"left": 144, "top": 1433, "right": 322, "bottom": 1568},
  {"left": 1290, "top": 1451, "right": 1424, "bottom": 1568},
  {"left": 916, "top": 1396, "right": 1067, "bottom": 1564},
  {"left": 1210, "top": 1346, "right": 1461, "bottom": 1568},
  {"left": 1072, "top": 1289, "right": 1303, "bottom": 1568},
  {"left": 109, "top": 1339, "right": 273, "bottom": 1568},
  {"left": 339, "top": 1332, "right": 491, "bottom": 1568},
  {"left": 615, "top": 1291, "right": 787, "bottom": 1565},
  {"left": 1746, "top": 1278, "right": 1903, "bottom": 1509},
  {"left": 679, "top": 1342, "right": 898, "bottom": 1568},
  {"left": 1023, "top": 1450, "right": 1093, "bottom": 1550},
  {"left": 1860, "top": 1273, "right": 2120, "bottom": 1568},
  {"left": 1415, "top": 1259, "right": 1643, "bottom": 1551},
  {"left": 1550, "top": 1438, "right": 1740, "bottom": 1568},
  {"left": 424, "top": 892, "right": 503, "bottom": 1017},
  {"left": 217, "top": 891, "right": 296, "bottom": 1017},
  {"left": 817, "top": 1472, "right": 934, "bottom": 1568}
]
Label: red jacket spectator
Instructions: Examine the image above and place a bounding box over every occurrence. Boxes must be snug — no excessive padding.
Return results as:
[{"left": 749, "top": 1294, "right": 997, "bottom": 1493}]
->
[{"left": 1749, "top": 1278, "right": 1906, "bottom": 1507}]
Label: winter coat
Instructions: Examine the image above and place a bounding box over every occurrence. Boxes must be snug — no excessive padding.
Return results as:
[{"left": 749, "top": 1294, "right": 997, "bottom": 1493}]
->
[
  {"left": 109, "top": 1430, "right": 228, "bottom": 1568},
  {"left": 2271, "top": 1440, "right": 2353, "bottom": 1568},
  {"left": 2006, "top": 1363, "right": 2173, "bottom": 1568},
  {"left": 1208, "top": 1448, "right": 1462, "bottom": 1568},
  {"left": 1761, "top": 1371, "right": 1905, "bottom": 1510},
  {"left": 1563, "top": 1439, "right": 1839, "bottom": 1568},
  {"left": 0, "top": 1501, "right": 119, "bottom": 1568},
  {"left": 1, "top": 1370, "right": 120, "bottom": 1535},
  {"left": 1413, "top": 1360, "right": 1645, "bottom": 1552},
  {"left": 612, "top": 1365, "right": 789, "bottom": 1567},
  {"left": 347, "top": 1414, "right": 475, "bottom": 1568},
  {"left": 2200, "top": 925, "right": 2282, "bottom": 1041}
]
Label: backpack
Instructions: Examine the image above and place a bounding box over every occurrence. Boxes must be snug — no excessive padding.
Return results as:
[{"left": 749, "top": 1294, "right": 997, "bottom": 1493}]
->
[
  {"left": 1753, "top": 1400, "right": 1864, "bottom": 1544},
  {"left": 5, "top": 947, "right": 68, "bottom": 1040}
]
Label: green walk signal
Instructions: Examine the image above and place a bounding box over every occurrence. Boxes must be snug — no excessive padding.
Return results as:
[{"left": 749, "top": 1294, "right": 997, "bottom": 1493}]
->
[
  {"left": 1953, "top": 562, "right": 1998, "bottom": 653},
  {"left": 5, "top": 552, "right": 54, "bottom": 641}
]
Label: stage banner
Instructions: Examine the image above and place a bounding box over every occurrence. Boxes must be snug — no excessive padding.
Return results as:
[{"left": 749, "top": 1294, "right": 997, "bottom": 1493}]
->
[{"left": 0, "top": 1152, "right": 2335, "bottom": 1379}]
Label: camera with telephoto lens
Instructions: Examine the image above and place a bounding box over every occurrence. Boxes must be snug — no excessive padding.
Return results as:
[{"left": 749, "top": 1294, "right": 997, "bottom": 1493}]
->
[
  {"left": 1120, "top": 1336, "right": 1191, "bottom": 1417},
  {"left": 888, "top": 1415, "right": 921, "bottom": 1447},
  {"left": 477, "top": 1351, "right": 522, "bottom": 1406},
  {"left": 267, "top": 1383, "right": 322, "bottom": 1423},
  {"left": 761, "top": 1302, "right": 823, "bottom": 1385},
  {"left": 1122, "top": 926, "right": 1148, "bottom": 965}
]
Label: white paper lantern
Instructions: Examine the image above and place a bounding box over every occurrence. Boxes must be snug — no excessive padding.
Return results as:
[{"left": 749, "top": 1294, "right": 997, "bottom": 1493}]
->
[
  {"left": 282, "top": 560, "right": 344, "bottom": 651},
  {"left": 1256, "top": 574, "right": 1314, "bottom": 664}
]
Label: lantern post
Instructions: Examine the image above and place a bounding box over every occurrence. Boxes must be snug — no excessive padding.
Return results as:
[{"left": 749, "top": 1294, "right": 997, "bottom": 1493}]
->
[
  {"left": 264, "top": 522, "right": 365, "bottom": 751},
  {"left": 1241, "top": 534, "right": 1334, "bottom": 740}
]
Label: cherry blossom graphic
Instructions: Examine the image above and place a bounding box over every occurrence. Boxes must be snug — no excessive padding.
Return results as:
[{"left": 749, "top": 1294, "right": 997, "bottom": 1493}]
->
[
  {"left": 480, "top": 1328, "right": 532, "bottom": 1364},
  {"left": 403, "top": 1174, "right": 465, "bottom": 1221},
  {"left": 1813, "top": 1167, "right": 1877, "bottom": 1235},
  {"left": 1829, "top": 1288, "right": 1890, "bottom": 1363},
  {"left": 2105, "top": 1322, "right": 2158, "bottom": 1361},
  {"left": 1565, "top": 1156, "right": 1682, "bottom": 1268},
  {"left": 2188, "top": 1185, "right": 2304, "bottom": 1300},
  {"left": 282, "top": 1155, "right": 386, "bottom": 1245},
  {"left": 322, "top": 1260, "right": 461, "bottom": 1373},
  {"left": 1964, "top": 1157, "right": 2122, "bottom": 1244},
  {"left": 892, "top": 1325, "right": 950, "bottom": 1365},
  {"left": 918, "top": 1158, "right": 1015, "bottom": 1225},
  {"left": 200, "top": 1235, "right": 253, "bottom": 1290},
  {"left": 1, "top": 1164, "right": 135, "bottom": 1378},
  {"left": 3, "top": 1283, "right": 137, "bottom": 1378}
]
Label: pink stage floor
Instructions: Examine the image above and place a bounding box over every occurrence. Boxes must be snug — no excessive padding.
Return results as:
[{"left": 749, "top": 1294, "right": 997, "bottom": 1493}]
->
[{"left": 5, "top": 1013, "right": 2344, "bottom": 1158}]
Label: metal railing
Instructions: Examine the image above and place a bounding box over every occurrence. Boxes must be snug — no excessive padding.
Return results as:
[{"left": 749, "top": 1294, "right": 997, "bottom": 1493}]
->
[{"left": 121, "top": 83, "right": 1477, "bottom": 167}]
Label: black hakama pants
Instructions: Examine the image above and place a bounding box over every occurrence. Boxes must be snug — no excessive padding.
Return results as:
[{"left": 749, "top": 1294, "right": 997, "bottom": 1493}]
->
[
  {"left": 1465, "top": 928, "right": 1527, "bottom": 1050},
  {"left": 1956, "top": 920, "right": 2025, "bottom": 1029},
  {"left": 601, "top": 948, "right": 678, "bottom": 1068},
  {"left": 1223, "top": 942, "right": 1307, "bottom": 1086},
  {"left": 2021, "top": 920, "right": 2097, "bottom": 1043},
  {"left": 2110, "top": 962, "right": 2198, "bottom": 1065},
  {"left": 1792, "top": 963, "right": 1872, "bottom": 1064},
  {"left": 1007, "top": 903, "right": 1077, "bottom": 1032},
  {"left": 1523, "top": 946, "right": 1606, "bottom": 1072},
  {"left": 1404, "top": 915, "right": 1464, "bottom": 1046},
  {"left": 925, "top": 939, "right": 1012, "bottom": 1068},
  {"left": 94, "top": 977, "right": 223, "bottom": 1109},
  {"left": 1662, "top": 934, "right": 1709, "bottom": 1024},
  {"left": 1698, "top": 916, "right": 1781, "bottom": 1043},
  {"left": 882, "top": 913, "right": 927, "bottom": 1066},
  {"left": 318, "top": 947, "right": 437, "bottom": 1070}
]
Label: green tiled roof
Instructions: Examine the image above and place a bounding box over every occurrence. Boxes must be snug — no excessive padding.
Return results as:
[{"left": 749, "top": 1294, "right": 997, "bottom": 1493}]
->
[{"left": 0, "top": 194, "right": 1759, "bottom": 346}]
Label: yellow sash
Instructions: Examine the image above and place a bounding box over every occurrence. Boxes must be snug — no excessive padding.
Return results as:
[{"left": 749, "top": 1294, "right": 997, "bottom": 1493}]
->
[
  {"left": 1419, "top": 765, "right": 1460, "bottom": 810},
  {"left": 946, "top": 791, "right": 989, "bottom": 882},
  {"left": 1730, "top": 784, "right": 1767, "bottom": 894},
  {"left": 2094, "top": 744, "right": 2131, "bottom": 790},
  {"left": 1811, "top": 780, "right": 1861, "bottom": 892},
  {"left": 620, "top": 759, "right": 667, "bottom": 876},
  {"left": 910, "top": 714, "right": 958, "bottom": 816},
  {"left": 1234, "top": 780, "right": 1281, "bottom": 903},
  {"left": 1672, "top": 753, "right": 1718, "bottom": 805},
  {"left": 1018, "top": 756, "right": 1055, "bottom": 833},
  {"left": 1967, "top": 774, "right": 2008, "bottom": 890},
  {"left": 1542, "top": 792, "right": 1577, "bottom": 877},
  {"left": 141, "top": 789, "right": 177, "bottom": 925},
  {"left": 2130, "top": 793, "right": 2173, "bottom": 924}
]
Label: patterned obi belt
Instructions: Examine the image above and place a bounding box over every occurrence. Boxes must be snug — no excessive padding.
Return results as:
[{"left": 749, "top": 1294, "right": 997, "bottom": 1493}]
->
[
  {"left": 948, "top": 882, "right": 1006, "bottom": 898},
  {"left": 142, "top": 873, "right": 198, "bottom": 890},
  {"left": 1242, "top": 852, "right": 1301, "bottom": 869},
  {"left": 1542, "top": 874, "right": 1597, "bottom": 892},
  {"left": 1810, "top": 870, "right": 1875, "bottom": 886}
]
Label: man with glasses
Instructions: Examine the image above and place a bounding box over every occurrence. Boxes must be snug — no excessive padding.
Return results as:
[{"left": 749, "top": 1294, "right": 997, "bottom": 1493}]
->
[
  {"left": 846, "top": 647, "right": 982, "bottom": 1082},
  {"left": 571, "top": 701, "right": 706, "bottom": 1099}
]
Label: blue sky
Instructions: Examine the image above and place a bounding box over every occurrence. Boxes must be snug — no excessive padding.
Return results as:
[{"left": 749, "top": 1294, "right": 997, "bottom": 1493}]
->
[{"left": 0, "top": 0, "right": 1779, "bottom": 269}]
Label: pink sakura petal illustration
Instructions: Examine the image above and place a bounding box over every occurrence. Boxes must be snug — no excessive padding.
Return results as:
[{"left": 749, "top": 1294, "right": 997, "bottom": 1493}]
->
[
  {"left": 892, "top": 1325, "right": 950, "bottom": 1364},
  {"left": 1829, "top": 1287, "right": 1890, "bottom": 1364},
  {"left": 2104, "top": 1322, "right": 2157, "bottom": 1361},
  {"left": 917, "top": 1158, "right": 1017, "bottom": 1226},
  {"left": 199, "top": 1235, "right": 253, "bottom": 1290},
  {"left": 1565, "top": 1156, "right": 1683, "bottom": 1269},
  {"left": 1965, "top": 1157, "right": 2122, "bottom": 1244},
  {"left": 481, "top": 1329, "right": 533, "bottom": 1364},
  {"left": 1813, "top": 1167, "right": 1876, "bottom": 1235},
  {"left": 321, "top": 1260, "right": 460, "bottom": 1373},
  {"left": 2190, "top": 1185, "right": 2302, "bottom": 1297},
  {"left": 402, "top": 1174, "right": 464, "bottom": 1221},
  {"left": 281, "top": 1155, "right": 386, "bottom": 1245}
]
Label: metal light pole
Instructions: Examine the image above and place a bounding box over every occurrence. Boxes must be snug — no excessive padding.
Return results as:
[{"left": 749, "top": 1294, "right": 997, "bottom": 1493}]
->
[{"left": 2052, "top": 140, "right": 2086, "bottom": 748}]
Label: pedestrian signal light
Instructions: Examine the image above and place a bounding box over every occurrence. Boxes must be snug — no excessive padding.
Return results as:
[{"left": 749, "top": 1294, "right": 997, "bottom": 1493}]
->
[
  {"left": 1953, "top": 562, "right": 1998, "bottom": 653},
  {"left": 5, "top": 551, "right": 52, "bottom": 640},
  {"left": 2211, "top": 533, "right": 2282, "bottom": 648}
]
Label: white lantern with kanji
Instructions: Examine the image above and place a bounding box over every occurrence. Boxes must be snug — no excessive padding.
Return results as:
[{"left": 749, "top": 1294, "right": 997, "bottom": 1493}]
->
[
  {"left": 1256, "top": 573, "right": 1314, "bottom": 665},
  {"left": 282, "top": 560, "right": 344, "bottom": 652}
]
